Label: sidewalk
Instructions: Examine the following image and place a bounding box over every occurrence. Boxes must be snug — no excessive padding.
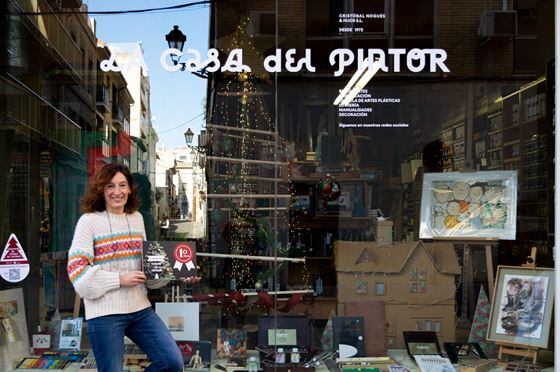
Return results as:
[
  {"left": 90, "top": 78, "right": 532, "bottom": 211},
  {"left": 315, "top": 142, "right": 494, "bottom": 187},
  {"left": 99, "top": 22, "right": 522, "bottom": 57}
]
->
[{"left": 167, "top": 219, "right": 205, "bottom": 239}]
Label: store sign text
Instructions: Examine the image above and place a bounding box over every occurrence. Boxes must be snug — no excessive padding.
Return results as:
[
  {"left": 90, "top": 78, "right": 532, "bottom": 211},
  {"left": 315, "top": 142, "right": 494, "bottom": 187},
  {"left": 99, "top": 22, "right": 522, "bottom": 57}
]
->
[
  {"left": 160, "top": 48, "right": 450, "bottom": 76},
  {"left": 102, "top": 48, "right": 450, "bottom": 76}
]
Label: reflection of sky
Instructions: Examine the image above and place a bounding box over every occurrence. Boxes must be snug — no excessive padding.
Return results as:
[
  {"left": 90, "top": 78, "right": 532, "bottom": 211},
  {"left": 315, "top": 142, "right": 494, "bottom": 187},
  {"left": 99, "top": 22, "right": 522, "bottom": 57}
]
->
[
  {"left": 497, "top": 274, "right": 548, "bottom": 339},
  {"left": 90, "top": 1, "right": 210, "bottom": 148}
]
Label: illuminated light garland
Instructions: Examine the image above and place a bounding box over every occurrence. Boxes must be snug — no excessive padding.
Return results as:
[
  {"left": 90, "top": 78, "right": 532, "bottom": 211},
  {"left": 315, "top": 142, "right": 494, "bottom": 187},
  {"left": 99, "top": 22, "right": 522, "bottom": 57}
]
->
[{"left": 209, "top": 17, "right": 310, "bottom": 295}]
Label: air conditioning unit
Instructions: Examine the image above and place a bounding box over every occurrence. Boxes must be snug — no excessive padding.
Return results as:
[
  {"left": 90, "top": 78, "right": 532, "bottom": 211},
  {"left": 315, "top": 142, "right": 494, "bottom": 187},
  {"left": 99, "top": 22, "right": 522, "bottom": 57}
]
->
[{"left": 478, "top": 10, "right": 517, "bottom": 38}]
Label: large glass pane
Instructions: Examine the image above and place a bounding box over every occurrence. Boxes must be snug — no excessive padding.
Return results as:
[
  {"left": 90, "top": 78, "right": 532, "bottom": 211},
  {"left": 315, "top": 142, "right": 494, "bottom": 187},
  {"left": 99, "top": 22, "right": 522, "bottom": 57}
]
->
[{"left": 0, "top": 0, "right": 556, "bottom": 369}]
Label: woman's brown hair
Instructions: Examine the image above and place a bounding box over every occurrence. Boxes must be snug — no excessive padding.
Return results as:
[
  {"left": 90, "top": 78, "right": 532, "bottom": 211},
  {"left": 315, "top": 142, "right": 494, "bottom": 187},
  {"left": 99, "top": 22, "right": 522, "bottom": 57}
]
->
[{"left": 80, "top": 163, "right": 139, "bottom": 214}]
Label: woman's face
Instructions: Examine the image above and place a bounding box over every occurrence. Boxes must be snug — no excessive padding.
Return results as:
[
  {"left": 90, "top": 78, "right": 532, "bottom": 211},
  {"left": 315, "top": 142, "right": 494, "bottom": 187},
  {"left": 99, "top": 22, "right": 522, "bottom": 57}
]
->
[{"left": 103, "top": 172, "right": 130, "bottom": 214}]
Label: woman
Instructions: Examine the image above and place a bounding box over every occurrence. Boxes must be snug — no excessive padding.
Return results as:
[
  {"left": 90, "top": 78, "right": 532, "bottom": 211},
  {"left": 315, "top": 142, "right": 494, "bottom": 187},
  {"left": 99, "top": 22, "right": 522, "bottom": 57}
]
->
[{"left": 67, "top": 163, "right": 195, "bottom": 372}]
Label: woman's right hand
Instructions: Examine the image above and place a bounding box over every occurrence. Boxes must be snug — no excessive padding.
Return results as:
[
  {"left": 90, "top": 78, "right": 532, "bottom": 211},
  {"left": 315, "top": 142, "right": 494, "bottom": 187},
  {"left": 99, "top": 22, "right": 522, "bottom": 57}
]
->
[{"left": 119, "top": 271, "right": 146, "bottom": 287}]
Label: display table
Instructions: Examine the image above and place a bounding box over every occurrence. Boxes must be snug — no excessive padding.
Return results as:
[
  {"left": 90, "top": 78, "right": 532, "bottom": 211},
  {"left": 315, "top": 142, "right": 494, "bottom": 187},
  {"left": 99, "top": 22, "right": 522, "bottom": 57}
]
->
[{"left": 13, "top": 349, "right": 555, "bottom": 371}]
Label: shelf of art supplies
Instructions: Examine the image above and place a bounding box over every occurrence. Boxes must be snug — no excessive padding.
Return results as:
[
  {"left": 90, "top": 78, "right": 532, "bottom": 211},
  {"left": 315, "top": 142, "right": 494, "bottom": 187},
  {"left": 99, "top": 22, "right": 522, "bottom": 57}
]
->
[
  {"left": 292, "top": 216, "right": 373, "bottom": 229},
  {"left": 271, "top": 296, "right": 337, "bottom": 319},
  {"left": 291, "top": 175, "right": 364, "bottom": 182}
]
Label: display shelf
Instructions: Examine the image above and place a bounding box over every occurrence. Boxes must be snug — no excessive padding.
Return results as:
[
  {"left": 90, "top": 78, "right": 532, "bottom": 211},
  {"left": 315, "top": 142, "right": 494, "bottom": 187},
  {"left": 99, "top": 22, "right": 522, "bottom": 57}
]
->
[
  {"left": 292, "top": 216, "right": 373, "bottom": 229},
  {"left": 503, "top": 139, "right": 520, "bottom": 146}
]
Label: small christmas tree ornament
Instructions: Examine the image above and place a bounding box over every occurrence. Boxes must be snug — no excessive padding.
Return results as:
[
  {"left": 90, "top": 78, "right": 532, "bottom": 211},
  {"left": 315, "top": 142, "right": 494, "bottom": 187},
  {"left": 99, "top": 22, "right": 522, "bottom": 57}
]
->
[{"left": 316, "top": 174, "right": 341, "bottom": 208}]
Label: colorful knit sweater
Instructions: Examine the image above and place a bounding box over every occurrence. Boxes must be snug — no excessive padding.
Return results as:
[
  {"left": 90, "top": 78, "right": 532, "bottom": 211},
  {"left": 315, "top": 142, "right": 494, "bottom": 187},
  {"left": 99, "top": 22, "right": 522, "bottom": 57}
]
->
[{"left": 67, "top": 211, "right": 151, "bottom": 320}]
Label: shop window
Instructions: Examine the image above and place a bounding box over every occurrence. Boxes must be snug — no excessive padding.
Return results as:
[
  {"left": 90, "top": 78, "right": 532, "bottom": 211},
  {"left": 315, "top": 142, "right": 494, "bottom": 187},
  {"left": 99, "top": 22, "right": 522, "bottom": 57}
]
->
[
  {"left": 375, "top": 282, "right": 386, "bottom": 295},
  {"left": 248, "top": 12, "right": 276, "bottom": 36},
  {"left": 409, "top": 268, "right": 427, "bottom": 293},
  {"left": 356, "top": 280, "right": 368, "bottom": 294},
  {"left": 413, "top": 319, "right": 442, "bottom": 332},
  {"left": 305, "top": 39, "right": 344, "bottom": 72},
  {"left": 415, "top": 319, "right": 432, "bottom": 331},
  {"left": 514, "top": 38, "right": 539, "bottom": 74},
  {"left": 306, "top": 0, "right": 345, "bottom": 37},
  {"left": 394, "top": 0, "right": 434, "bottom": 36},
  {"left": 353, "top": 0, "right": 386, "bottom": 33}
]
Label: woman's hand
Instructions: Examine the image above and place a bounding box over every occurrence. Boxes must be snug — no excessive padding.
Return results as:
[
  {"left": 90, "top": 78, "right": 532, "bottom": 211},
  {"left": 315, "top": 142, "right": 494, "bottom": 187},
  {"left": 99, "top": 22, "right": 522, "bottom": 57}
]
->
[
  {"left": 119, "top": 271, "right": 146, "bottom": 287},
  {"left": 181, "top": 266, "right": 202, "bottom": 285}
]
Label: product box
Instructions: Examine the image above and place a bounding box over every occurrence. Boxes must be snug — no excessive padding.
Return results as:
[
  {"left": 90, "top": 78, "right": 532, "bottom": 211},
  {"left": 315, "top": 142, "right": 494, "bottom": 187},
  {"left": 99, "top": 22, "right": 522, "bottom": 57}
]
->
[{"left": 143, "top": 241, "right": 198, "bottom": 280}]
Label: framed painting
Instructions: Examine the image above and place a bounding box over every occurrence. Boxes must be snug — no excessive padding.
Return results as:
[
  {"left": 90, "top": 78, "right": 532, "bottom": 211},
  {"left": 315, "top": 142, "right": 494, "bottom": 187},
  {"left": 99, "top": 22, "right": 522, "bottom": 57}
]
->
[
  {"left": 487, "top": 266, "right": 554, "bottom": 348},
  {"left": 419, "top": 171, "right": 517, "bottom": 240},
  {"left": 0, "top": 288, "right": 30, "bottom": 371},
  {"left": 155, "top": 302, "right": 200, "bottom": 341},
  {"left": 217, "top": 329, "right": 247, "bottom": 362}
]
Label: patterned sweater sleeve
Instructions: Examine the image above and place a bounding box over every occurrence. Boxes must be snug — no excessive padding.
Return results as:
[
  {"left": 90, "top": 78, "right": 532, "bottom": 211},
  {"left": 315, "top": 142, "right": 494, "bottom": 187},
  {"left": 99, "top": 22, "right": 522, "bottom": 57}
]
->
[{"left": 67, "top": 215, "right": 120, "bottom": 300}]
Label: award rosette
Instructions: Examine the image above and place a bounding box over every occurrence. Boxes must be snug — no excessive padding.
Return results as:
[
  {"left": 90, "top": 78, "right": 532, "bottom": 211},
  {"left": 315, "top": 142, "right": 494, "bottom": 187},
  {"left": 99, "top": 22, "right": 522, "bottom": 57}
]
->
[
  {"left": 143, "top": 240, "right": 198, "bottom": 280},
  {"left": 173, "top": 243, "right": 196, "bottom": 272}
]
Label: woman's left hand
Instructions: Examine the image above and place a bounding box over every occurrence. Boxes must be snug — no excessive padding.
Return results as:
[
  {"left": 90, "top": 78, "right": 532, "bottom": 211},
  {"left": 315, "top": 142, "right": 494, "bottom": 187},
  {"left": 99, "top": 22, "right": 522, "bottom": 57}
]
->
[{"left": 181, "top": 266, "right": 202, "bottom": 284}]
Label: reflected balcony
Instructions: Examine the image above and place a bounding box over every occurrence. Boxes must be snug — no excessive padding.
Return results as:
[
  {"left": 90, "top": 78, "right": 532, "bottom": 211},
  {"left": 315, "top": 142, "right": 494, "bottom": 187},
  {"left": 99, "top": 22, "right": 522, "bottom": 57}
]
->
[
  {"left": 96, "top": 85, "right": 110, "bottom": 111},
  {"left": 11, "top": 0, "right": 82, "bottom": 81},
  {"left": 1, "top": 76, "right": 81, "bottom": 153},
  {"left": 112, "top": 104, "right": 124, "bottom": 125}
]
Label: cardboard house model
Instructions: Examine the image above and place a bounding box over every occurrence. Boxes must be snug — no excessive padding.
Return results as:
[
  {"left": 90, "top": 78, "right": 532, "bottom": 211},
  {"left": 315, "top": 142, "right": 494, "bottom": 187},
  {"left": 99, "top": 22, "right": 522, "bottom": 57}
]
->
[{"left": 334, "top": 237, "right": 461, "bottom": 349}]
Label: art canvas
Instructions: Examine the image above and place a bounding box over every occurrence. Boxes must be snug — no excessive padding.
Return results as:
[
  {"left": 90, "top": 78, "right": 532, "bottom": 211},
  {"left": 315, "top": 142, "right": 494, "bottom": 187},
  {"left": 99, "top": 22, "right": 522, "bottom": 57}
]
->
[
  {"left": 0, "top": 288, "right": 30, "bottom": 371},
  {"left": 320, "top": 310, "right": 335, "bottom": 352},
  {"left": 419, "top": 171, "right": 517, "bottom": 239},
  {"left": 487, "top": 266, "right": 554, "bottom": 348},
  {"left": 468, "top": 286, "right": 497, "bottom": 357},
  {"left": 155, "top": 302, "right": 200, "bottom": 341},
  {"left": 217, "top": 329, "right": 247, "bottom": 362},
  {"left": 496, "top": 275, "right": 548, "bottom": 338}
]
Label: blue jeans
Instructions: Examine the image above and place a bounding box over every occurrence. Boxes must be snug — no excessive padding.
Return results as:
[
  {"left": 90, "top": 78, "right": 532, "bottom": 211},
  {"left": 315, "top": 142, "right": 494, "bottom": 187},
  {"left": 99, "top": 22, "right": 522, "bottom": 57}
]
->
[{"left": 87, "top": 308, "right": 183, "bottom": 372}]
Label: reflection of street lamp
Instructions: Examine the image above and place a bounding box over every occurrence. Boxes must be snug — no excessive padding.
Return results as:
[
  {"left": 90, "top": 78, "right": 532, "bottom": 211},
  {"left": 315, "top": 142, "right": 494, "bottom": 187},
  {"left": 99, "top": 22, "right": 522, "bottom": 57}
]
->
[
  {"left": 184, "top": 128, "right": 194, "bottom": 145},
  {"left": 165, "top": 25, "right": 208, "bottom": 78},
  {"left": 184, "top": 128, "right": 207, "bottom": 167},
  {"left": 165, "top": 25, "right": 186, "bottom": 64},
  {"left": 184, "top": 128, "right": 207, "bottom": 152}
]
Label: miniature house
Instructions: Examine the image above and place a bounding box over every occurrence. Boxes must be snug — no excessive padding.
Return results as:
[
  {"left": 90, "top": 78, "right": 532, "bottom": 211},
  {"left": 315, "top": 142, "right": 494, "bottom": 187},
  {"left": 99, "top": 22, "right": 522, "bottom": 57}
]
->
[{"left": 335, "top": 238, "right": 460, "bottom": 349}]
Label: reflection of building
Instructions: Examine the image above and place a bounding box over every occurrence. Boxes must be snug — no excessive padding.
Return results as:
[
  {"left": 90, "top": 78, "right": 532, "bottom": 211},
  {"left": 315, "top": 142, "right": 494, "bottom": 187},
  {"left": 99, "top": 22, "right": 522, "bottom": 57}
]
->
[
  {"left": 108, "top": 42, "right": 159, "bottom": 222},
  {"left": 156, "top": 147, "right": 206, "bottom": 238},
  {"left": 92, "top": 40, "right": 134, "bottom": 178},
  {"left": 1, "top": 0, "right": 99, "bottom": 326},
  {"left": 107, "top": 43, "right": 156, "bottom": 179},
  {"left": 156, "top": 147, "right": 178, "bottom": 227}
]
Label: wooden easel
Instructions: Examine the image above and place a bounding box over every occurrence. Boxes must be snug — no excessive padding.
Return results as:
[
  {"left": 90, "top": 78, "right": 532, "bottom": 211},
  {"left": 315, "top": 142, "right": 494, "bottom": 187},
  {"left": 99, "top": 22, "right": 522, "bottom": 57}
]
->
[
  {"left": 439, "top": 238, "right": 497, "bottom": 324},
  {"left": 497, "top": 342, "right": 539, "bottom": 365},
  {"left": 496, "top": 247, "right": 540, "bottom": 366},
  {"left": 164, "top": 283, "right": 188, "bottom": 302}
]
